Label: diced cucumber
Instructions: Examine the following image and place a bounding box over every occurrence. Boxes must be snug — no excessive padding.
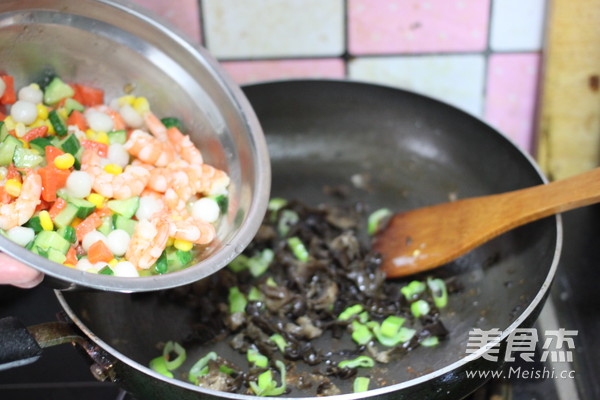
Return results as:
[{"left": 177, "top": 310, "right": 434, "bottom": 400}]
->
[
  {"left": 64, "top": 98, "right": 84, "bottom": 115},
  {"left": 47, "top": 248, "right": 67, "bottom": 264},
  {"left": 33, "top": 230, "right": 70, "bottom": 254},
  {"left": 53, "top": 203, "right": 78, "bottom": 228},
  {"left": 0, "top": 135, "right": 23, "bottom": 166},
  {"left": 25, "top": 216, "right": 43, "bottom": 233},
  {"left": 107, "top": 130, "right": 127, "bottom": 145},
  {"left": 213, "top": 194, "right": 229, "bottom": 214},
  {"left": 32, "top": 245, "right": 48, "bottom": 258},
  {"left": 67, "top": 197, "right": 96, "bottom": 219},
  {"left": 56, "top": 188, "right": 70, "bottom": 200},
  {"left": 58, "top": 133, "right": 81, "bottom": 156},
  {"left": 97, "top": 216, "right": 113, "bottom": 236},
  {"left": 44, "top": 77, "right": 74, "bottom": 105},
  {"left": 160, "top": 117, "right": 183, "bottom": 131},
  {"left": 49, "top": 110, "right": 68, "bottom": 137},
  {"left": 107, "top": 197, "right": 139, "bottom": 219},
  {"left": 112, "top": 215, "right": 137, "bottom": 236},
  {"left": 29, "top": 137, "right": 54, "bottom": 156},
  {"left": 154, "top": 251, "right": 168, "bottom": 274},
  {"left": 0, "top": 121, "right": 8, "bottom": 142},
  {"left": 13, "top": 146, "right": 44, "bottom": 168},
  {"left": 166, "top": 247, "right": 194, "bottom": 271},
  {"left": 98, "top": 266, "right": 114, "bottom": 275},
  {"left": 57, "top": 226, "right": 77, "bottom": 243}
]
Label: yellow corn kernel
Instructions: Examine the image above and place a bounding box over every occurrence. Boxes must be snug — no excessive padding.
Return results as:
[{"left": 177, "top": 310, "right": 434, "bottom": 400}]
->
[
  {"left": 85, "top": 129, "right": 97, "bottom": 140},
  {"left": 166, "top": 237, "right": 175, "bottom": 247},
  {"left": 87, "top": 193, "right": 105, "bottom": 209},
  {"left": 54, "top": 153, "right": 75, "bottom": 170},
  {"left": 104, "top": 164, "right": 123, "bottom": 175},
  {"left": 44, "top": 119, "right": 55, "bottom": 135},
  {"left": 30, "top": 119, "right": 45, "bottom": 128},
  {"left": 18, "top": 138, "right": 30, "bottom": 149},
  {"left": 58, "top": 108, "right": 69, "bottom": 121},
  {"left": 132, "top": 97, "right": 150, "bottom": 114},
  {"left": 3, "top": 116, "right": 15, "bottom": 131},
  {"left": 36, "top": 104, "right": 49, "bottom": 120},
  {"left": 95, "top": 131, "right": 109, "bottom": 145},
  {"left": 4, "top": 179, "right": 22, "bottom": 197},
  {"left": 63, "top": 263, "right": 76, "bottom": 268},
  {"left": 109, "top": 259, "right": 119, "bottom": 268},
  {"left": 173, "top": 239, "right": 193, "bottom": 252},
  {"left": 118, "top": 95, "right": 135, "bottom": 107},
  {"left": 15, "top": 123, "right": 27, "bottom": 138},
  {"left": 39, "top": 210, "right": 54, "bottom": 231},
  {"left": 71, "top": 217, "right": 83, "bottom": 228}
]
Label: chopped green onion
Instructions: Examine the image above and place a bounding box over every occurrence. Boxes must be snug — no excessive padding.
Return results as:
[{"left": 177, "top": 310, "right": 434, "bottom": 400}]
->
[
  {"left": 266, "top": 277, "right": 277, "bottom": 287},
  {"left": 411, "top": 300, "right": 430, "bottom": 318},
  {"left": 228, "top": 254, "right": 250, "bottom": 273},
  {"left": 287, "top": 236, "right": 309, "bottom": 262},
  {"left": 268, "top": 197, "right": 287, "bottom": 211},
  {"left": 379, "top": 316, "right": 406, "bottom": 338},
  {"left": 351, "top": 320, "right": 373, "bottom": 345},
  {"left": 162, "top": 341, "right": 186, "bottom": 370},
  {"left": 337, "top": 304, "right": 364, "bottom": 321},
  {"left": 372, "top": 321, "right": 416, "bottom": 347},
  {"left": 427, "top": 277, "right": 448, "bottom": 308},
  {"left": 368, "top": 208, "right": 392, "bottom": 235},
  {"left": 248, "top": 248, "right": 274, "bottom": 277},
  {"left": 353, "top": 377, "right": 370, "bottom": 393},
  {"left": 249, "top": 360, "right": 287, "bottom": 396},
  {"left": 338, "top": 355, "right": 375, "bottom": 369},
  {"left": 149, "top": 356, "right": 174, "bottom": 378},
  {"left": 420, "top": 336, "right": 440, "bottom": 347},
  {"left": 229, "top": 287, "right": 247, "bottom": 314},
  {"left": 358, "top": 311, "right": 370, "bottom": 323},
  {"left": 270, "top": 333, "right": 288, "bottom": 353},
  {"left": 188, "top": 352, "right": 217, "bottom": 384},
  {"left": 277, "top": 210, "right": 299, "bottom": 237},
  {"left": 400, "top": 280, "right": 426, "bottom": 300},
  {"left": 219, "top": 364, "right": 235, "bottom": 375},
  {"left": 247, "top": 346, "right": 269, "bottom": 368},
  {"left": 248, "top": 286, "right": 264, "bottom": 301}
]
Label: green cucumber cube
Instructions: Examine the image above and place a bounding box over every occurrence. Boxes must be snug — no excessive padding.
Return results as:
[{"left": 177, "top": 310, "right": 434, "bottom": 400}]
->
[
  {"left": 107, "top": 130, "right": 127, "bottom": 145},
  {"left": 107, "top": 197, "right": 139, "bottom": 219},
  {"left": 53, "top": 203, "right": 78, "bottom": 228},
  {"left": 68, "top": 198, "right": 96, "bottom": 219},
  {"left": 47, "top": 248, "right": 67, "bottom": 264},
  {"left": 44, "top": 77, "right": 74, "bottom": 105},
  {"left": 34, "top": 231, "right": 70, "bottom": 254},
  {"left": 112, "top": 215, "right": 137, "bottom": 236}
]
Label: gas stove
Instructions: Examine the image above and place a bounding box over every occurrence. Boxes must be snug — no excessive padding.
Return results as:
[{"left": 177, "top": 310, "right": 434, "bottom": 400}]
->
[{"left": 1, "top": 205, "right": 598, "bottom": 400}]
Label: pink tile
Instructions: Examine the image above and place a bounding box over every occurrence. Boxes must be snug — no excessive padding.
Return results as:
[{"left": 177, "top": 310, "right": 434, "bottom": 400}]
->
[
  {"left": 484, "top": 53, "right": 541, "bottom": 152},
  {"left": 348, "top": 0, "right": 490, "bottom": 54},
  {"left": 129, "top": 0, "right": 201, "bottom": 43},
  {"left": 220, "top": 59, "right": 345, "bottom": 85}
]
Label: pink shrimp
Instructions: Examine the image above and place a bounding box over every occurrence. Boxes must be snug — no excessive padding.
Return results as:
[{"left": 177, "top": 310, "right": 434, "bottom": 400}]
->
[
  {"left": 168, "top": 215, "right": 216, "bottom": 245},
  {"left": 167, "top": 126, "right": 203, "bottom": 165},
  {"left": 186, "top": 163, "right": 230, "bottom": 196},
  {"left": 91, "top": 105, "right": 126, "bottom": 130},
  {"left": 144, "top": 111, "right": 168, "bottom": 142},
  {"left": 0, "top": 171, "right": 42, "bottom": 230},
  {"left": 125, "top": 215, "right": 170, "bottom": 269},
  {"left": 81, "top": 149, "right": 150, "bottom": 199},
  {"left": 124, "top": 129, "right": 176, "bottom": 167}
]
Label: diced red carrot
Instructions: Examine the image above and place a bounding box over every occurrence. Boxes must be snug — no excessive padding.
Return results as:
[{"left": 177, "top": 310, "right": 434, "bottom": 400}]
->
[
  {"left": 72, "top": 84, "right": 104, "bottom": 107},
  {"left": 88, "top": 240, "right": 114, "bottom": 264},
  {"left": 65, "top": 246, "right": 78, "bottom": 265},
  {"left": 75, "top": 212, "right": 102, "bottom": 242},
  {"left": 35, "top": 199, "right": 52, "bottom": 212},
  {"left": 48, "top": 198, "right": 67, "bottom": 219},
  {"left": 45, "top": 146, "right": 65, "bottom": 164},
  {"left": 7, "top": 164, "right": 21, "bottom": 182},
  {"left": 0, "top": 111, "right": 5, "bottom": 120},
  {"left": 94, "top": 207, "right": 113, "bottom": 218},
  {"left": 66, "top": 110, "right": 88, "bottom": 131},
  {"left": 81, "top": 140, "right": 108, "bottom": 157},
  {"left": 38, "top": 165, "right": 70, "bottom": 202},
  {"left": 0, "top": 75, "right": 16, "bottom": 104},
  {"left": 22, "top": 125, "right": 49, "bottom": 142}
]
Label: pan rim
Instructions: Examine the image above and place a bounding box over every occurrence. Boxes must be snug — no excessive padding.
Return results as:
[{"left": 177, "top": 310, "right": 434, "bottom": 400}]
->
[{"left": 56, "top": 79, "right": 562, "bottom": 399}]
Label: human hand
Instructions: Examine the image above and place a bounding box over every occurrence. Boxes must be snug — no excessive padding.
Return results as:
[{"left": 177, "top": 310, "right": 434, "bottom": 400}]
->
[{"left": 0, "top": 253, "right": 44, "bottom": 288}]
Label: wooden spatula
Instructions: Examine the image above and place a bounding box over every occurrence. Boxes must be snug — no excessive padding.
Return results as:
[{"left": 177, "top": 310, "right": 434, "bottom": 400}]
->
[{"left": 373, "top": 167, "right": 600, "bottom": 278}]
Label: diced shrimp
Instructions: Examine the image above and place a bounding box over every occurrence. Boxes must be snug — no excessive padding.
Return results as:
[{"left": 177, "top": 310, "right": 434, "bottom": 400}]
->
[
  {"left": 164, "top": 188, "right": 187, "bottom": 214},
  {"left": 0, "top": 171, "right": 42, "bottom": 230},
  {"left": 81, "top": 149, "right": 150, "bottom": 199},
  {"left": 124, "top": 129, "right": 176, "bottom": 167},
  {"left": 187, "top": 163, "right": 230, "bottom": 196},
  {"left": 167, "top": 126, "right": 203, "bottom": 165},
  {"left": 125, "top": 215, "right": 170, "bottom": 269},
  {"left": 143, "top": 111, "right": 168, "bottom": 142},
  {"left": 169, "top": 215, "right": 216, "bottom": 245},
  {"left": 92, "top": 105, "right": 126, "bottom": 130}
]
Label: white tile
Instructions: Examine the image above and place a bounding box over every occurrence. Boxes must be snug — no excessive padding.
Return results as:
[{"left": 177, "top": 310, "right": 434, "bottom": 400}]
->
[
  {"left": 348, "top": 55, "right": 486, "bottom": 116},
  {"left": 490, "top": 0, "right": 546, "bottom": 51},
  {"left": 203, "top": 0, "right": 344, "bottom": 58}
]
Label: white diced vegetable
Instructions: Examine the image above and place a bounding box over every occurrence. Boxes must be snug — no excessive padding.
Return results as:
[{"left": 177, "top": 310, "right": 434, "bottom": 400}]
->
[
  {"left": 66, "top": 171, "right": 92, "bottom": 198},
  {"left": 191, "top": 197, "right": 220, "bottom": 223},
  {"left": 7, "top": 226, "right": 35, "bottom": 247},
  {"left": 106, "top": 229, "right": 130, "bottom": 257},
  {"left": 10, "top": 100, "right": 38, "bottom": 125},
  {"left": 113, "top": 261, "right": 139, "bottom": 277}
]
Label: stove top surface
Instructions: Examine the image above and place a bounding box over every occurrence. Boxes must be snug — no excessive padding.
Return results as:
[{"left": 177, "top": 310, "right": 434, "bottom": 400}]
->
[{"left": 1, "top": 205, "right": 598, "bottom": 400}]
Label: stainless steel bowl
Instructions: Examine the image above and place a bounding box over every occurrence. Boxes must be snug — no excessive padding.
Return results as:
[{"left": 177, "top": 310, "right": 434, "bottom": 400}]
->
[{"left": 0, "top": 0, "right": 270, "bottom": 292}]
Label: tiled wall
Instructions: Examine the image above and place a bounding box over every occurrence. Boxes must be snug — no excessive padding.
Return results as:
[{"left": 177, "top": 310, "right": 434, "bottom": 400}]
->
[{"left": 132, "top": 0, "right": 547, "bottom": 152}]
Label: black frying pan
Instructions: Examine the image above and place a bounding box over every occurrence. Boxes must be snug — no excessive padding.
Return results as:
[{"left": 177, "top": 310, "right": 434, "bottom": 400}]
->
[{"left": 0, "top": 80, "right": 560, "bottom": 399}]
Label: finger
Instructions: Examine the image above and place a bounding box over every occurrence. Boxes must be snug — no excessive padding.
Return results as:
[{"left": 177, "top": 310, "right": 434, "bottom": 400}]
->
[{"left": 0, "top": 253, "right": 44, "bottom": 288}]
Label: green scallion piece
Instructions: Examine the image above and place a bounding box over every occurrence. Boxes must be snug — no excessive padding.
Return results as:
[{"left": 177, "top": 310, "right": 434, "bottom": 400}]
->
[
  {"left": 379, "top": 316, "right": 406, "bottom": 338},
  {"left": 188, "top": 352, "right": 217, "bottom": 384},
  {"left": 353, "top": 377, "right": 370, "bottom": 393},
  {"left": 266, "top": 277, "right": 277, "bottom": 287},
  {"left": 372, "top": 322, "right": 416, "bottom": 347},
  {"left": 427, "top": 277, "right": 448, "bottom": 308},
  {"left": 247, "top": 347, "right": 269, "bottom": 368},
  {"left": 338, "top": 304, "right": 364, "bottom": 321},
  {"left": 410, "top": 300, "right": 431, "bottom": 318},
  {"left": 277, "top": 210, "right": 299, "bottom": 237},
  {"left": 270, "top": 333, "right": 288, "bottom": 353},
  {"left": 162, "top": 341, "right": 186, "bottom": 370},
  {"left": 400, "top": 280, "right": 426, "bottom": 300},
  {"left": 420, "top": 336, "right": 440, "bottom": 347},
  {"left": 338, "top": 355, "right": 375, "bottom": 369},
  {"left": 249, "top": 360, "right": 287, "bottom": 396},
  {"left": 268, "top": 197, "right": 288, "bottom": 211},
  {"left": 358, "top": 311, "right": 370, "bottom": 323},
  {"left": 248, "top": 286, "right": 264, "bottom": 301},
  {"left": 368, "top": 208, "right": 392, "bottom": 235},
  {"left": 229, "top": 287, "right": 247, "bottom": 314},
  {"left": 287, "top": 236, "right": 309, "bottom": 262},
  {"left": 228, "top": 254, "right": 250, "bottom": 273},
  {"left": 219, "top": 364, "right": 235, "bottom": 375},
  {"left": 149, "top": 356, "right": 174, "bottom": 378},
  {"left": 351, "top": 320, "right": 373, "bottom": 345},
  {"left": 248, "top": 248, "right": 275, "bottom": 277}
]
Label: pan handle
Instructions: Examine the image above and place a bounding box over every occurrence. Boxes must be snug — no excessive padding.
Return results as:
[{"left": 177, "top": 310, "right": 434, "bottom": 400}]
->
[{"left": 0, "top": 317, "right": 42, "bottom": 371}]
